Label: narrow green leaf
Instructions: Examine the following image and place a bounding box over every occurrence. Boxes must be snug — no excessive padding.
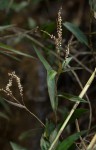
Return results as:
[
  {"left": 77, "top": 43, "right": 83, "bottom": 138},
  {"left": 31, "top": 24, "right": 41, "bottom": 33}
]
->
[
  {"left": 0, "top": 50, "right": 20, "bottom": 61},
  {"left": 0, "top": 25, "right": 14, "bottom": 31},
  {"left": 19, "top": 128, "right": 42, "bottom": 141},
  {"left": 49, "top": 128, "right": 58, "bottom": 144},
  {"left": 0, "top": 43, "right": 34, "bottom": 59},
  {"left": 69, "top": 108, "right": 88, "bottom": 123},
  {"left": 3, "top": 98, "right": 25, "bottom": 108},
  {"left": 62, "top": 57, "right": 72, "bottom": 69},
  {"left": 40, "top": 136, "right": 50, "bottom": 150},
  {"left": 0, "top": 0, "right": 10, "bottom": 10},
  {"left": 47, "top": 70, "right": 57, "bottom": 111},
  {"left": 45, "top": 120, "right": 55, "bottom": 138},
  {"left": 56, "top": 131, "right": 86, "bottom": 150},
  {"left": 33, "top": 46, "right": 57, "bottom": 111},
  {"left": 10, "top": 142, "right": 28, "bottom": 150},
  {"left": 63, "top": 22, "right": 88, "bottom": 46},
  {"left": 0, "top": 97, "right": 11, "bottom": 115},
  {"left": 89, "top": 0, "right": 96, "bottom": 11},
  {"left": 0, "top": 112, "right": 9, "bottom": 121},
  {"left": 58, "top": 93, "right": 88, "bottom": 103},
  {"left": 49, "top": 128, "right": 59, "bottom": 150},
  {"left": 11, "top": 1, "right": 28, "bottom": 12},
  {"left": 33, "top": 46, "right": 52, "bottom": 71},
  {"left": 62, "top": 67, "right": 82, "bottom": 73}
]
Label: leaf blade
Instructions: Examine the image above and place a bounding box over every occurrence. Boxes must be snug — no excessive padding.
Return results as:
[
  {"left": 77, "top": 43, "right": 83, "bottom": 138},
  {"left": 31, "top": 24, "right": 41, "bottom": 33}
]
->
[
  {"left": 47, "top": 70, "right": 57, "bottom": 111},
  {"left": 63, "top": 22, "right": 88, "bottom": 46},
  {"left": 0, "top": 43, "right": 35, "bottom": 59},
  {"left": 33, "top": 46, "right": 57, "bottom": 111},
  {"left": 10, "top": 142, "right": 28, "bottom": 150},
  {"left": 0, "top": 112, "right": 10, "bottom": 121},
  {"left": 56, "top": 131, "right": 86, "bottom": 150},
  {"left": 58, "top": 92, "right": 88, "bottom": 103}
]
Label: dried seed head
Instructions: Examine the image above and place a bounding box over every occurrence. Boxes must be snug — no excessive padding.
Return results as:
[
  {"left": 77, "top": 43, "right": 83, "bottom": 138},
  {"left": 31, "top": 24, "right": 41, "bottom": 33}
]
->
[
  {"left": 6, "top": 77, "right": 12, "bottom": 95},
  {"left": 57, "top": 7, "right": 62, "bottom": 43},
  {"left": 8, "top": 71, "right": 23, "bottom": 97},
  {"left": 56, "top": 7, "right": 62, "bottom": 52},
  {"left": 41, "top": 7, "right": 63, "bottom": 54},
  {"left": 65, "top": 36, "right": 73, "bottom": 59}
]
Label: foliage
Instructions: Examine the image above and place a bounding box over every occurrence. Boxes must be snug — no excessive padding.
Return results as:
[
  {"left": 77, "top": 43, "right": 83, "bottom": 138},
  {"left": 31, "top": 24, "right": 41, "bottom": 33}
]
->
[
  {"left": 0, "top": 1, "right": 96, "bottom": 150},
  {"left": 63, "top": 22, "right": 88, "bottom": 46}
]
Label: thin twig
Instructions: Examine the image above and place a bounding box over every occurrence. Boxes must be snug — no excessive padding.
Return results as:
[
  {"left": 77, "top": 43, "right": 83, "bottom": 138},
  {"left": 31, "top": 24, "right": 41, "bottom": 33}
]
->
[
  {"left": 87, "top": 134, "right": 96, "bottom": 150},
  {"left": 75, "top": 119, "right": 87, "bottom": 150}
]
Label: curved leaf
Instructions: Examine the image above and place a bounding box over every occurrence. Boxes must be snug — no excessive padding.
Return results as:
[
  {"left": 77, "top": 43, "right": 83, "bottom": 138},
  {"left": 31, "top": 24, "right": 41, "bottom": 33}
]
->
[
  {"left": 63, "top": 22, "right": 88, "bottom": 46},
  {"left": 40, "top": 136, "right": 50, "bottom": 150},
  {"left": 10, "top": 142, "right": 28, "bottom": 150},
  {"left": 0, "top": 25, "right": 15, "bottom": 31},
  {"left": 89, "top": 0, "right": 96, "bottom": 11},
  {"left": 47, "top": 70, "right": 57, "bottom": 111},
  {"left": 58, "top": 92, "right": 88, "bottom": 103},
  {"left": 0, "top": 112, "right": 10, "bottom": 121},
  {"left": 0, "top": 43, "right": 34, "bottom": 59},
  {"left": 56, "top": 131, "right": 86, "bottom": 150},
  {"left": 19, "top": 128, "right": 42, "bottom": 141},
  {"left": 33, "top": 46, "right": 57, "bottom": 111}
]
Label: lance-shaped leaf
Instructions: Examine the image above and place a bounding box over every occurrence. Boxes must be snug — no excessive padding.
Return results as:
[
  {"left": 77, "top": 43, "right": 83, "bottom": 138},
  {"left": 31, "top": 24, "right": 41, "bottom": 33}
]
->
[
  {"left": 47, "top": 70, "right": 57, "bottom": 111},
  {"left": 58, "top": 92, "right": 88, "bottom": 103},
  {"left": 33, "top": 46, "right": 57, "bottom": 111},
  {"left": 0, "top": 112, "right": 10, "bottom": 121},
  {"left": 0, "top": 43, "right": 35, "bottom": 59},
  {"left": 56, "top": 131, "right": 86, "bottom": 150},
  {"left": 0, "top": 25, "right": 15, "bottom": 31},
  {"left": 0, "top": 0, "right": 10, "bottom": 10},
  {"left": 10, "top": 142, "right": 28, "bottom": 150},
  {"left": 89, "top": 0, "right": 96, "bottom": 11},
  {"left": 19, "top": 128, "right": 41, "bottom": 141},
  {"left": 62, "top": 57, "right": 72, "bottom": 69},
  {"left": 63, "top": 22, "right": 88, "bottom": 46},
  {"left": 40, "top": 135, "right": 50, "bottom": 150}
]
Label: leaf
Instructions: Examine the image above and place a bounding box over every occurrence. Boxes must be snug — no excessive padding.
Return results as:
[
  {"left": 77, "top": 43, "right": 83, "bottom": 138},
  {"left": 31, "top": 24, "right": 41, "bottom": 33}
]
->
[
  {"left": 0, "top": 0, "right": 10, "bottom": 10},
  {"left": 19, "top": 128, "right": 42, "bottom": 140},
  {"left": 0, "top": 43, "right": 35, "bottom": 59},
  {"left": 0, "top": 25, "right": 15, "bottom": 31},
  {"left": 49, "top": 128, "right": 59, "bottom": 150},
  {"left": 3, "top": 98, "right": 25, "bottom": 109},
  {"left": 49, "top": 128, "right": 58, "bottom": 144},
  {"left": 45, "top": 119, "right": 55, "bottom": 138},
  {"left": 0, "top": 112, "right": 10, "bottom": 121},
  {"left": 89, "top": 0, "right": 96, "bottom": 11},
  {"left": 0, "top": 50, "right": 20, "bottom": 61},
  {"left": 33, "top": 46, "right": 52, "bottom": 71},
  {"left": 62, "top": 67, "right": 82, "bottom": 73},
  {"left": 28, "top": 18, "right": 36, "bottom": 28},
  {"left": 33, "top": 46, "right": 57, "bottom": 111},
  {"left": 58, "top": 92, "right": 88, "bottom": 103},
  {"left": 40, "top": 136, "right": 50, "bottom": 150},
  {"left": 47, "top": 70, "right": 57, "bottom": 111},
  {"left": 62, "top": 57, "right": 72, "bottom": 69},
  {"left": 0, "top": 97, "right": 11, "bottom": 115},
  {"left": 63, "top": 22, "right": 88, "bottom": 46},
  {"left": 10, "top": 142, "right": 28, "bottom": 150},
  {"left": 58, "top": 108, "right": 88, "bottom": 126},
  {"left": 69, "top": 108, "right": 88, "bottom": 123},
  {"left": 56, "top": 131, "right": 86, "bottom": 150},
  {"left": 11, "top": 1, "right": 28, "bottom": 12}
]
